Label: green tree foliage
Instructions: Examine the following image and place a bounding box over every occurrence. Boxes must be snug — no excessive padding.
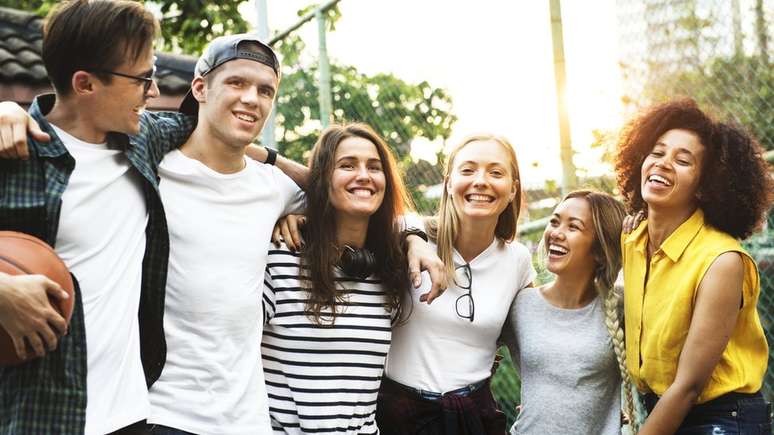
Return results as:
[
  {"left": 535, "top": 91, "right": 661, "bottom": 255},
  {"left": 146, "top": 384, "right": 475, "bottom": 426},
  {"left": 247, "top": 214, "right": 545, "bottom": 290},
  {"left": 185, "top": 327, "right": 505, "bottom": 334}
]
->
[
  {"left": 156, "top": 1, "right": 248, "bottom": 54},
  {"left": 644, "top": 55, "right": 773, "bottom": 151},
  {"left": 0, "top": 0, "right": 53, "bottom": 15}
]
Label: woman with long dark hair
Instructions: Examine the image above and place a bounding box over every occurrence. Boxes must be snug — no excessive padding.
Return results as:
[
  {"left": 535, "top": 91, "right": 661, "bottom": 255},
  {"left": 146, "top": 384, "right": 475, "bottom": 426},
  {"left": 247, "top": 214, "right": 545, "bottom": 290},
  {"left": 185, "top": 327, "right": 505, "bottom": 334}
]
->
[
  {"left": 616, "top": 98, "right": 773, "bottom": 434},
  {"left": 261, "top": 123, "right": 413, "bottom": 434}
]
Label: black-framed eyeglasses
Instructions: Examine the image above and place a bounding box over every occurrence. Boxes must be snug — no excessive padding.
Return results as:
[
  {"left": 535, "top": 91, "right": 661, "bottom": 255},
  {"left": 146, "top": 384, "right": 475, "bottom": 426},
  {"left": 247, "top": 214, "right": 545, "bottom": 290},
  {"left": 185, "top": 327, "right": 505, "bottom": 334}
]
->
[
  {"left": 454, "top": 263, "right": 474, "bottom": 322},
  {"left": 89, "top": 64, "right": 157, "bottom": 93}
]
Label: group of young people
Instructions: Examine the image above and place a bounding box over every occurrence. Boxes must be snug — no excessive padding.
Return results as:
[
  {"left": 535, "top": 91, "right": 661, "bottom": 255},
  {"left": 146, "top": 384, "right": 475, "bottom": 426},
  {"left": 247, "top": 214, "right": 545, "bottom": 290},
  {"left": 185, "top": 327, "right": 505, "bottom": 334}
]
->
[{"left": 0, "top": 1, "right": 772, "bottom": 435}]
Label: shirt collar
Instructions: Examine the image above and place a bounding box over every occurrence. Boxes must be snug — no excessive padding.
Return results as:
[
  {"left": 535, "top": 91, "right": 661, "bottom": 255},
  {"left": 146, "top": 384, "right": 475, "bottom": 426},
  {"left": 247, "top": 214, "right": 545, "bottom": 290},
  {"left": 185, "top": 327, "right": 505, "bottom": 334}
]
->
[
  {"left": 28, "top": 94, "right": 68, "bottom": 158},
  {"left": 28, "top": 93, "right": 131, "bottom": 157},
  {"left": 660, "top": 209, "right": 704, "bottom": 262},
  {"left": 624, "top": 208, "right": 705, "bottom": 262}
]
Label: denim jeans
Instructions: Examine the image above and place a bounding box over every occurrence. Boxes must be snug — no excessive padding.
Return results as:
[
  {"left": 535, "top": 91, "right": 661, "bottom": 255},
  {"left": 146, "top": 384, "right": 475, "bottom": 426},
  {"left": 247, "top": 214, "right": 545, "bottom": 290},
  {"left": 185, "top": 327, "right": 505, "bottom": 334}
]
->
[
  {"left": 644, "top": 391, "right": 773, "bottom": 435},
  {"left": 148, "top": 424, "right": 198, "bottom": 435}
]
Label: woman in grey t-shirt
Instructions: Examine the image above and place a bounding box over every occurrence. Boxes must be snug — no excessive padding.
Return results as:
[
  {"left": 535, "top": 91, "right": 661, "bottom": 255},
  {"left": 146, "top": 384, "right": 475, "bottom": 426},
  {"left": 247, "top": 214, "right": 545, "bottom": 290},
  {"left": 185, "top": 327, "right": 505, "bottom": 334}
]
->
[{"left": 501, "top": 190, "right": 634, "bottom": 434}]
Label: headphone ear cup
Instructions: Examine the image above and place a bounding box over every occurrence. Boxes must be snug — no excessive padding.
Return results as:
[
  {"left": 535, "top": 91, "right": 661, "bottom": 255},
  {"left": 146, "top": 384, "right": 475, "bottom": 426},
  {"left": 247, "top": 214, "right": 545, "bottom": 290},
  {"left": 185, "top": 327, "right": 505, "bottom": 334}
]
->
[{"left": 339, "top": 245, "right": 377, "bottom": 279}]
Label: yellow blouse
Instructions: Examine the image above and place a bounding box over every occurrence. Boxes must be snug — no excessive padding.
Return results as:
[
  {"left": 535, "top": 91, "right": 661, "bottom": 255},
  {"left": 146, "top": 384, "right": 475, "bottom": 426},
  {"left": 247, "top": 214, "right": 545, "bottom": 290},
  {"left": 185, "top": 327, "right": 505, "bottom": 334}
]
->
[{"left": 622, "top": 209, "right": 767, "bottom": 403}]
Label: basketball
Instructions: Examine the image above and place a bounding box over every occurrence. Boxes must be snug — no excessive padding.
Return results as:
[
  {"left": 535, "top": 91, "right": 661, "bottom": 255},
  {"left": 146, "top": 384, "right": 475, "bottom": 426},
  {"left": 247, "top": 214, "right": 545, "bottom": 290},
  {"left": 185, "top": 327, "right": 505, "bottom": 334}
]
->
[{"left": 0, "top": 231, "right": 74, "bottom": 365}]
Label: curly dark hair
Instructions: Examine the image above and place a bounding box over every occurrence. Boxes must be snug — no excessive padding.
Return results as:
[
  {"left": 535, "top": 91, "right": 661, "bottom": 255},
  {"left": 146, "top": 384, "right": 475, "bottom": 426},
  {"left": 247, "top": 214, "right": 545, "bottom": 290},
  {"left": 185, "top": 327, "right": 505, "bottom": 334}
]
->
[{"left": 615, "top": 98, "right": 773, "bottom": 239}]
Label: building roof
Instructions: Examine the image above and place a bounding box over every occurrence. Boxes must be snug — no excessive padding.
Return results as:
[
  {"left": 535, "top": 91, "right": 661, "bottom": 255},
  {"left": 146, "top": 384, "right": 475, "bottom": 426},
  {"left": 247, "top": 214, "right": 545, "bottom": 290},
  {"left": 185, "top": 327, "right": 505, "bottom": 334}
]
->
[{"left": 0, "top": 6, "right": 195, "bottom": 94}]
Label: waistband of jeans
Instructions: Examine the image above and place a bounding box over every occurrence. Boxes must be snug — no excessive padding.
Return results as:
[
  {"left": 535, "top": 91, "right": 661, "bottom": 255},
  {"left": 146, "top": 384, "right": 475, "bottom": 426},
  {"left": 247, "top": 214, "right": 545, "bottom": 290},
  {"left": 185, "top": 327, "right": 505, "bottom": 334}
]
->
[
  {"left": 386, "top": 376, "right": 489, "bottom": 401},
  {"left": 642, "top": 391, "right": 763, "bottom": 414}
]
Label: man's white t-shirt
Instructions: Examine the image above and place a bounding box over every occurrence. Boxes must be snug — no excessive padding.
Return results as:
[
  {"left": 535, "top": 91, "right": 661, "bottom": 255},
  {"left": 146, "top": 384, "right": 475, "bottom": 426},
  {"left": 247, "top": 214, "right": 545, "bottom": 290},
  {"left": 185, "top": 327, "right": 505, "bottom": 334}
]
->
[
  {"left": 386, "top": 234, "right": 536, "bottom": 393},
  {"left": 148, "top": 150, "right": 303, "bottom": 435},
  {"left": 52, "top": 125, "right": 150, "bottom": 435}
]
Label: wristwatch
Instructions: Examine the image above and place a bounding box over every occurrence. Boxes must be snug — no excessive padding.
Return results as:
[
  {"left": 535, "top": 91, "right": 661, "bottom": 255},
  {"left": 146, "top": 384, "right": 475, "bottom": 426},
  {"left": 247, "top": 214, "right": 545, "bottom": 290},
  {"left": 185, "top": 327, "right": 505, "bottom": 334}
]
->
[{"left": 264, "top": 146, "right": 278, "bottom": 166}]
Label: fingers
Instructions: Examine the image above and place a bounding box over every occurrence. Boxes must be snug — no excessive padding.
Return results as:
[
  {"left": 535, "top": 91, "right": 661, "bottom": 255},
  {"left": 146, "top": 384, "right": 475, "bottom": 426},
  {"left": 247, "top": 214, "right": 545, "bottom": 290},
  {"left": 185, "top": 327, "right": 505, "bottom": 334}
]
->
[
  {"left": 287, "top": 216, "right": 305, "bottom": 249},
  {"left": 419, "top": 286, "right": 445, "bottom": 304},
  {"left": 47, "top": 312, "right": 68, "bottom": 337},
  {"left": 424, "top": 259, "right": 448, "bottom": 304},
  {"left": 271, "top": 224, "right": 282, "bottom": 248},
  {"left": 280, "top": 219, "right": 297, "bottom": 252},
  {"left": 38, "top": 320, "right": 59, "bottom": 352},
  {"left": 43, "top": 277, "right": 68, "bottom": 302},
  {"left": 27, "top": 116, "right": 50, "bottom": 144},
  {"left": 12, "top": 123, "right": 29, "bottom": 160},
  {"left": 0, "top": 122, "right": 18, "bottom": 159},
  {"left": 623, "top": 211, "right": 646, "bottom": 234},
  {"left": 408, "top": 256, "right": 421, "bottom": 289},
  {"left": 25, "top": 333, "right": 45, "bottom": 359},
  {"left": 11, "top": 335, "right": 27, "bottom": 361},
  {"left": 622, "top": 215, "right": 633, "bottom": 234}
]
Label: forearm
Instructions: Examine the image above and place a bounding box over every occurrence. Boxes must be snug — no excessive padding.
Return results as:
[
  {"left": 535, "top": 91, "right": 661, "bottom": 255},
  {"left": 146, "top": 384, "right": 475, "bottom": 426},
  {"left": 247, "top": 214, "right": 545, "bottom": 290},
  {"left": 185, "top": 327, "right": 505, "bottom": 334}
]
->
[
  {"left": 245, "top": 145, "right": 309, "bottom": 190},
  {"left": 640, "top": 383, "right": 701, "bottom": 435}
]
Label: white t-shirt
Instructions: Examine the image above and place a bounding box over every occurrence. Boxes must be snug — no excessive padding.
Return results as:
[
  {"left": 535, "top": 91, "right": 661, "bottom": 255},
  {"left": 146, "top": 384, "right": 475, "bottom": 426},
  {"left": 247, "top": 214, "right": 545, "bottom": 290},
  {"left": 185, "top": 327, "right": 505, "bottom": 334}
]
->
[
  {"left": 148, "top": 150, "right": 303, "bottom": 435},
  {"left": 52, "top": 125, "right": 150, "bottom": 435},
  {"left": 385, "top": 237, "right": 536, "bottom": 393}
]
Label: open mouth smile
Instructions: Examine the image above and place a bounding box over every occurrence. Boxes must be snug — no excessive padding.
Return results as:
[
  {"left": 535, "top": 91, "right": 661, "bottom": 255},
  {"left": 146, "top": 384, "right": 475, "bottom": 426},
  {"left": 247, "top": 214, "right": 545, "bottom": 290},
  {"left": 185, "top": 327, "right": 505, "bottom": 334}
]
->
[
  {"left": 547, "top": 243, "right": 568, "bottom": 258},
  {"left": 465, "top": 193, "right": 495, "bottom": 204}
]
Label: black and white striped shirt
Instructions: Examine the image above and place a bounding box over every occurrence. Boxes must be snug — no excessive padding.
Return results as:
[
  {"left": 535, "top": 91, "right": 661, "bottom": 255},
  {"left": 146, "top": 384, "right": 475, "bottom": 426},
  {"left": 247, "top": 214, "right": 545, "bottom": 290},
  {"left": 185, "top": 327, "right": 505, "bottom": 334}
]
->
[{"left": 262, "top": 246, "right": 392, "bottom": 434}]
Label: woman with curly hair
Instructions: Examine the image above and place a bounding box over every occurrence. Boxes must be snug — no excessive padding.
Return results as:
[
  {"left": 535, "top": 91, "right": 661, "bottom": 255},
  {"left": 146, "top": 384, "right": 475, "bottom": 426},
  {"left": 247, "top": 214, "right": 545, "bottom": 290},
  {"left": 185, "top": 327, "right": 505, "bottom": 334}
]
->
[{"left": 615, "top": 98, "right": 774, "bottom": 434}]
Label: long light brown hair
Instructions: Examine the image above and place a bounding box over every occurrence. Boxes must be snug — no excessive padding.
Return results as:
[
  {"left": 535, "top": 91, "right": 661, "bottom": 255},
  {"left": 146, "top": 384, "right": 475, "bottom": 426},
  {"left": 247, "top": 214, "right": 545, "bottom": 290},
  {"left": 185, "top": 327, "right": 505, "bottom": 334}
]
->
[
  {"left": 427, "top": 135, "right": 522, "bottom": 278},
  {"left": 561, "top": 190, "right": 635, "bottom": 429},
  {"left": 303, "top": 123, "right": 413, "bottom": 324}
]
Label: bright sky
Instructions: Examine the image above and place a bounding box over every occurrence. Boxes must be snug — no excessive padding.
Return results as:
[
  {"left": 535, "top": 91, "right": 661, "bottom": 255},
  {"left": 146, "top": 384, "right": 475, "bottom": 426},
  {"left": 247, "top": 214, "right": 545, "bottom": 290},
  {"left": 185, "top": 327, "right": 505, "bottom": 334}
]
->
[{"left": 241, "top": 1, "right": 625, "bottom": 186}]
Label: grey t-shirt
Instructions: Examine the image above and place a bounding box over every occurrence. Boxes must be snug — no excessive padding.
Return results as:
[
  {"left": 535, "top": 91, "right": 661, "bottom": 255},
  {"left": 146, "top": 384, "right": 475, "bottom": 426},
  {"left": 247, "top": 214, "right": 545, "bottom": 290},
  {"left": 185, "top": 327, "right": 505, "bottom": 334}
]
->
[{"left": 502, "top": 287, "right": 621, "bottom": 435}]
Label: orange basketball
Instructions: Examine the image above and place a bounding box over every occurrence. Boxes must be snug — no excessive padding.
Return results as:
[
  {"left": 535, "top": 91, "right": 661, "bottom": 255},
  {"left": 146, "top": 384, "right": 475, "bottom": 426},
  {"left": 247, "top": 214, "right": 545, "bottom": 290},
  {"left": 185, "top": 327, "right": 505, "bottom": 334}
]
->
[{"left": 0, "top": 231, "right": 74, "bottom": 365}]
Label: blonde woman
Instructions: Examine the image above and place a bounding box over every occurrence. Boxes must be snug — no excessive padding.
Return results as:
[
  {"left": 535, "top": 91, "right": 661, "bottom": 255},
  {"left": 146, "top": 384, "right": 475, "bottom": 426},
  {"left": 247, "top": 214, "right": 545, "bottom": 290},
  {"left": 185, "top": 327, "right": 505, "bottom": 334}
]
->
[
  {"left": 376, "top": 135, "right": 535, "bottom": 434},
  {"left": 502, "top": 190, "right": 633, "bottom": 434}
]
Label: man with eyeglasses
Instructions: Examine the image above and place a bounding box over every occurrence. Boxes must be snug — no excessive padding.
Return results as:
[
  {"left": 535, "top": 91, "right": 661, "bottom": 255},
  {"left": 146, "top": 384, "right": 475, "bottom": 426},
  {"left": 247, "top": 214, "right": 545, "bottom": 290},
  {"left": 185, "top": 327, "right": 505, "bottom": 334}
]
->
[
  {"left": 0, "top": 2, "right": 194, "bottom": 434},
  {"left": 0, "top": 2, "right": 447, "bottom": 434}
]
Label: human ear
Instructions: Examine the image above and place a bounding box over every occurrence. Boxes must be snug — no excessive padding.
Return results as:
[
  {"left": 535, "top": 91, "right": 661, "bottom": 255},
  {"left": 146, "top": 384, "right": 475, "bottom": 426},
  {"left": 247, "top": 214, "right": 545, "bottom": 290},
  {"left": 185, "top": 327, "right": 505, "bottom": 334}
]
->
[
  {"left": 71, "top": 71, "right": 94, "bottom": 95},
  {"left": 191, "top": 77, "right": 207, "bottom": 104}
]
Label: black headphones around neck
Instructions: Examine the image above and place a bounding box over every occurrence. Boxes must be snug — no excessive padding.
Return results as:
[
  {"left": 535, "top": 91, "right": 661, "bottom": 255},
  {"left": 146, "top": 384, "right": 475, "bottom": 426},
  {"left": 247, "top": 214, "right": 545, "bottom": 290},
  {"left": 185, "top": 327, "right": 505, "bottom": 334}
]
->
[{"left": 338, "top": 245, "right": 377, "bottom": 279}]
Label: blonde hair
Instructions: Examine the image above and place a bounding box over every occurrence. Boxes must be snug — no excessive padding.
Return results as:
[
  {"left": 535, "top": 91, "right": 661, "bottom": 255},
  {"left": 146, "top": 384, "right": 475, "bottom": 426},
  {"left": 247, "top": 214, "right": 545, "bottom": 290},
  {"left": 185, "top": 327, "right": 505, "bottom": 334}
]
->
[
  {"left": 562, "top": 190, "right": 637, "bottom": 431},
  {"left": 426, "top": 135, "right": 522, "bottom": 279}
]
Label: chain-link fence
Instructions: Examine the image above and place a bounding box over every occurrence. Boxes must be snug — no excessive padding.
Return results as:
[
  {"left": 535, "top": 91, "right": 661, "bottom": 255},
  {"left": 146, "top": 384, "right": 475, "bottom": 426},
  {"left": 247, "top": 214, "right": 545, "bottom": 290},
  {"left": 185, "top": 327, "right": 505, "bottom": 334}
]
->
[
  {"left": 267, "top": 0, "right": 773, "bottom": 428},
  {"left": 616, "top": 0, "right": 774, "bottom": 409}
]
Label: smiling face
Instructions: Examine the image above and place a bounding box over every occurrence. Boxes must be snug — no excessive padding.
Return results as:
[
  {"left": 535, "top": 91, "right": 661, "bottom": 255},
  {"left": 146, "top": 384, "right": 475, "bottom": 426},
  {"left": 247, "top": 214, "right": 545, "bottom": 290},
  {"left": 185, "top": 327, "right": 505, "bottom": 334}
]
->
[
  {"left": 329, "top": 136, "right": 387, "bottom": 224},
  {"left": 194, "top": 58, "right": 278, "bottom": 149},
  {"left": 91, "top": 45, "right": 159, "bottom": 136},
  {"left": 544, "top": 197, "right": 596, "bottom": 276},
  {"left": 640, "top": 128, "right": 705, "bottom": 212},
  {"left": 447, "top": 139, "right": 517, "bottom": 224}
]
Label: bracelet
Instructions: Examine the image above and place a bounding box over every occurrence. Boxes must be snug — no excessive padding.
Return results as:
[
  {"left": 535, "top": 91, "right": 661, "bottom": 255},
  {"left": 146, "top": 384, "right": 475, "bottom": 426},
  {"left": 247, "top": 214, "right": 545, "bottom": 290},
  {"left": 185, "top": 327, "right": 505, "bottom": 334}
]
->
[
  {"left": 264, "top": 147, "right": 278, "bottom": 166},
  {"left": 402, "top": 227, "right": 428, "bottom": 243}
]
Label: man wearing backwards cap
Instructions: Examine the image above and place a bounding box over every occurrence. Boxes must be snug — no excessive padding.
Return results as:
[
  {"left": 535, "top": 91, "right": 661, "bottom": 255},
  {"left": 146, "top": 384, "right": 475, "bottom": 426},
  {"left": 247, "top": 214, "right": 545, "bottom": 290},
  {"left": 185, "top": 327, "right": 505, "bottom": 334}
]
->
[{"left": 144, "top": 34, "right": 303, "bottom": 434}]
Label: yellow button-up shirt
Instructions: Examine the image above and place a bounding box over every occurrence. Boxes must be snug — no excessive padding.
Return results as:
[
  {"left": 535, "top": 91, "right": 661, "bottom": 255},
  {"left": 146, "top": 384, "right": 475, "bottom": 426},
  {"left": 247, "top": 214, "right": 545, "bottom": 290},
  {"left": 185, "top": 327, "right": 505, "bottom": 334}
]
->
[{"left": 623, "top": 209, "right": 767, "bottom": 403}]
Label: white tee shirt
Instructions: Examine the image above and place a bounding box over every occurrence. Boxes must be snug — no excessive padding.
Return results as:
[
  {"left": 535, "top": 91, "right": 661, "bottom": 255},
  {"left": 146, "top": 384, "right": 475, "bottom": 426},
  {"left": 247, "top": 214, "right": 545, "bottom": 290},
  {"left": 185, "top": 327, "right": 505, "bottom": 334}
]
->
[
  {"left": 52, "top": 125, "right": 150, "bottom": 435},
  {"left": 148, "top": 150, "right": 303, "bottom": 435},
  {"left": 386, "top": 236, "right": 536, "bottom": 393}
]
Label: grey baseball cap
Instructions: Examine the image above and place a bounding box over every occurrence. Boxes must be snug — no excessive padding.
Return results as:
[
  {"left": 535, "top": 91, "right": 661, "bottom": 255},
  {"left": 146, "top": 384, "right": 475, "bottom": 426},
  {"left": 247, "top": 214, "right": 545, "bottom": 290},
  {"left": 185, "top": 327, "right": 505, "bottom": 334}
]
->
[{"left": 179, "top": 33, "right": 280, "bottom": 116}]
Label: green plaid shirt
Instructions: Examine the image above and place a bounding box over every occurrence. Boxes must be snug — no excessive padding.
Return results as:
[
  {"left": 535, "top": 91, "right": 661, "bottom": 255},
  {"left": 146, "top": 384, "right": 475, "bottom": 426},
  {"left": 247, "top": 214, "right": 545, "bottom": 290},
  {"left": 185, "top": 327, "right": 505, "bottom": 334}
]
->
[{"left": 0, "top": 94, "right": 195, "bottom": 434}]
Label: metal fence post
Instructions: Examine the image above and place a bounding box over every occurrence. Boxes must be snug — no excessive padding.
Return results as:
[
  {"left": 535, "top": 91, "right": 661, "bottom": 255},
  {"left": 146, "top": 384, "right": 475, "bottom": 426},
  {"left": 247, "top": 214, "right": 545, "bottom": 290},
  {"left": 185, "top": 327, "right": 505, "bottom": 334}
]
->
[
  {"left": 549, "top": 0, "right": 577, "bottom": 195},
  {"left": 255, "top": 0, "right": 276, "bottom": 147},
  {"left": 316, "top": 9, "right": 332, "bottom": 128}
]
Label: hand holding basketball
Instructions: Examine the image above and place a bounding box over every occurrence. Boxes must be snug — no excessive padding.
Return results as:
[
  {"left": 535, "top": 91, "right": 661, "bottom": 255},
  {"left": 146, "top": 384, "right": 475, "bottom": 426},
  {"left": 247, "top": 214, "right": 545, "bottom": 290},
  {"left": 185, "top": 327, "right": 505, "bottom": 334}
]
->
[
  {"left": 0, "top": 231, "right": 75, "bottom": 365},
  {"left": 0, "top": 273, "right": 69, "bottom": 361}
]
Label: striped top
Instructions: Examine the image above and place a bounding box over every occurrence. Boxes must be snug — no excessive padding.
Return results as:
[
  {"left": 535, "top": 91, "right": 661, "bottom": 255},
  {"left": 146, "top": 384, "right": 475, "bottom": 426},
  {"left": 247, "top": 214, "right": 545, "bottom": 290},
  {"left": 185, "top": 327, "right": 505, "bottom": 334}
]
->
[{"left": 262, "top": 246, "right": 392, "bottom": 434}]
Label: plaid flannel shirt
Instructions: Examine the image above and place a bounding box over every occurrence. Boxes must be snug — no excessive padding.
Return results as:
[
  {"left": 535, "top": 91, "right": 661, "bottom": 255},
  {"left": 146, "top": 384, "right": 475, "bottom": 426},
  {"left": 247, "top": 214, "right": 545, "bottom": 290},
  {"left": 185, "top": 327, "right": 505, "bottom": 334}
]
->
[{"left": 0, "top": 94, "right": 195, "bottom": 434}]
